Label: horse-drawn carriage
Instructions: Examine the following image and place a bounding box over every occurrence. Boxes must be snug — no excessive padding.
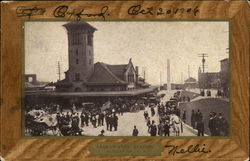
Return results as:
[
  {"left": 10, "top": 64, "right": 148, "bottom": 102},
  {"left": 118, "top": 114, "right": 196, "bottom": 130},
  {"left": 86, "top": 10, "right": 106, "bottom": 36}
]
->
[{"left": 25, "top": 109, "right": 84, "bottom": 136}]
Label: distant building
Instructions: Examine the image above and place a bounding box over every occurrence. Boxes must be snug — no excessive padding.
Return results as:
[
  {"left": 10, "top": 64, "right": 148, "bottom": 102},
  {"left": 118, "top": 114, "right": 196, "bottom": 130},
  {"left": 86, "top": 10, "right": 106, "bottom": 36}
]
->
[
  {"left": 184, "top": 77, "right": 198, "bottom": 89},
  {"left": 220, "top": 58, "right": 229, "bottom": 97},
  {"left": 53, "top": 21, "right": 149, "bottom": 92},
  {"left": 24, "top": 74, "right": 52, "bottom": 91},
  {"left": 198, "top": 71, "right": 220, "bottom": 89},
  {"left": 163, "top": 83, "right": 184, "bottom": 90},
  {"left": 198, "top": 58, "right": 229, "bottom": 90}
]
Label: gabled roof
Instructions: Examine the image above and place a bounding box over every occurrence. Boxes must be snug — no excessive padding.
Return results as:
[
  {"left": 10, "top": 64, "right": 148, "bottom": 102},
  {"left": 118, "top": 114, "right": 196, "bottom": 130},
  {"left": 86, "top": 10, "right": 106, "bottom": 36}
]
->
[
  {"left": 106, "top": 64, "right": 128, "bottom": 81},
  {"left": 86, "top": 62, "right": 128, "bottom": 85}
]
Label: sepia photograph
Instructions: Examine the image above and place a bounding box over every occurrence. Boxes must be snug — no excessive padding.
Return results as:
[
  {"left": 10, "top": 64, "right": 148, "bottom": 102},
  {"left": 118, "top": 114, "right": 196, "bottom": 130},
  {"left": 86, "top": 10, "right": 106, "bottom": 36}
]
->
[{"left": 24, "top": 21, "right": 230, "bottom": 137}]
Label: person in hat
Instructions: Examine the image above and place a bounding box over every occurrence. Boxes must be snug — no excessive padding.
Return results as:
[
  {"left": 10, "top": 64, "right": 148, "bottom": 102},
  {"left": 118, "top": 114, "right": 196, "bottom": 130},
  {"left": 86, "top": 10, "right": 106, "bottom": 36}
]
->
[
  {"left": 132, "top": 126, "right": 139, "bottom": 136},
  {"left": 98, "top": 130, "right": 105, "bottom": 136},
  {"left": 163, "top": 120, "right": 170, "bottom": 136},
  {"left": 197, "top": 118, "right": 205, "bottom": 136},
  {"left": 217, "top": 113, "right": 228, "bottom": 136},
  {"left": 149, "top": 120, "right": 157, "bottom": 136}
]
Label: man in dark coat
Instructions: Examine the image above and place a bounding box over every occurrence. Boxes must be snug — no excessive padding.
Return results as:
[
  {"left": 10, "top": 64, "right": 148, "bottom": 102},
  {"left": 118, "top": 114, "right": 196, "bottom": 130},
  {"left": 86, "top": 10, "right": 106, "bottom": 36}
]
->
[
  {"left": 113, "top": 114, "right": 118, "bottom": 131},
  {"left": 151, "top": 107, "right": 155, "bottom": 117},
  {"left": 149, "top": 120, "right": 157, "bottom": 136},
  {"left": 106, "top": 115, "right": 110, "bottom": 131},
  {"left": 80, "top": 113, "right": 85, "bottom": 127},
  {"left": 85, "top": 114, "right": 89, "bottom": 126},
  {"left": 197, "top": 119, "right": 205, "bottom": 136},
  {"left": 92, "top": 115, "right": 97, "bottom": 128},
  {"left": 191, "top": 110, "right": 196, "bottom": 129},
  {"left": 163, "top": 121, "right": 170, "bottom": 136},
  {"left": 71, "top": 114, "right": 80, "bottom": 133},
  {"left": 217, "top": 113, "right": 228, "bottom": 136},
  {"left": 132, "top": 126, "right": 139, "bottom": 136},
  {"left": 208, "top": 112, "right": 219, "bottom": 136},
  {"left": 109, "top": 115, "right": 113, "bottom": 131},
  {"left": 99, "top": 112, "right": 104, "bottom": 126},
  {"left": 195, "top": 109, "right": 203, "bottom": 129},
  {"left": 182, "top": 110, "right": 186, "bottom": 123}
]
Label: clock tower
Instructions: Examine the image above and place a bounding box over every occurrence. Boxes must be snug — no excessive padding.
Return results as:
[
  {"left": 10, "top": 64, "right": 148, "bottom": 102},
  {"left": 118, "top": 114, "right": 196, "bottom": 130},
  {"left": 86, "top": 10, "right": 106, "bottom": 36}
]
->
[{"left": 63, "top": 21, "right": 97, "bottom": 92}]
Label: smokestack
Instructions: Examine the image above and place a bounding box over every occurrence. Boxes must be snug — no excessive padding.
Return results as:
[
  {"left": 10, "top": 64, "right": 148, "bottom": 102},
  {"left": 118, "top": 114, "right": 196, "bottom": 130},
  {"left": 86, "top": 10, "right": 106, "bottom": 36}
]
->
[
  {"left": 135, "top": 66, "right": 139, "bottom": 75},
  {"left": 135, "top": 66, "right": 139, "bottom": 83}
]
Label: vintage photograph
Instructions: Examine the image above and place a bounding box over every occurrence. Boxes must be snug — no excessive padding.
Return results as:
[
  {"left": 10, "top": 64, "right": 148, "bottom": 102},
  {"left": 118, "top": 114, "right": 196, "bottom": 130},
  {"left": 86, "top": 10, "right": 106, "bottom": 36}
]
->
[{"left": 24, "top": 21, "right": 230, "bottom": 137}]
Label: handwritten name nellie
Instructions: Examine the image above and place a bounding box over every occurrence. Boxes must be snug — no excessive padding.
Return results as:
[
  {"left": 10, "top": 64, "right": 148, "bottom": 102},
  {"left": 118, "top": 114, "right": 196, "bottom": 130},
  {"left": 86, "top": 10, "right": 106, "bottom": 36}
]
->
[
  {"left": 165, "top": 144, "right": 211, "bottom": 156},
  {"left": 16, "top": 5, "right": 199, "bottom": 20}
]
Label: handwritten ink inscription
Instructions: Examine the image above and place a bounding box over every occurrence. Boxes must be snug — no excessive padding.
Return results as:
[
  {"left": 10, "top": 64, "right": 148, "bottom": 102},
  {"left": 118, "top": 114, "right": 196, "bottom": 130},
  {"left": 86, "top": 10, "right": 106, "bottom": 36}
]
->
[
  {"left": 16, "top": 4, "right": 199, "bottom": 20},
  {"left": 128, "top": 5, "right": 199, "bottom": 16},
  {"left": 16, "top": 6, "right": 46, "bottom": 18},
  {"left": 53, "top": 5, "right": 110, "bottom": 21},
  {"left": 165, "top": 144, "right": 211, "bottom": 156}
]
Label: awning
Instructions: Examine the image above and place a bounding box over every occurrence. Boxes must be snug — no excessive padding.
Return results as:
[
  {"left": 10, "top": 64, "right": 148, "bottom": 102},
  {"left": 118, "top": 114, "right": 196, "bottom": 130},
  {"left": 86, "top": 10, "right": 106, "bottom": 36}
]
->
[{"left": 25, "top": 87, "right": 155, "bottom": 97}]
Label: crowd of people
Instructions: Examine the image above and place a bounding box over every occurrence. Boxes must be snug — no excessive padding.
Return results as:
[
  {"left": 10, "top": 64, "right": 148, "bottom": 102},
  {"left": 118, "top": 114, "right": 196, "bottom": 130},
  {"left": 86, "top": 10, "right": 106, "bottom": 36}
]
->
[
  {"left": 208, "top": 112, "right": 228, "bottom": 136},
  {"left": 189, "top": 109, "right": 228, "bottom": 136},
  {"left": 141, "top": 91, "right": 182, "bottom": 136},
  {"left": 25, "top": 89, "right": 229, "bottom": 137},
  {"left": 24, "top": 96, "right": 147, "bottom": 136}
]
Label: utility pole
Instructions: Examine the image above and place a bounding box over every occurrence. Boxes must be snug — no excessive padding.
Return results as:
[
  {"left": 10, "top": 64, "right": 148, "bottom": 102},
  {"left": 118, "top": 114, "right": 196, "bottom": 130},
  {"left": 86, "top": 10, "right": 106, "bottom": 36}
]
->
[
  {"left": 57, "top": 61, "right": 61, "bottom": 81},
  {"left": 198, "top": 53, "right": 208, "bottom": 73},
  {"left": 198, "top": 53, "right": 208, "bottom": 90}
]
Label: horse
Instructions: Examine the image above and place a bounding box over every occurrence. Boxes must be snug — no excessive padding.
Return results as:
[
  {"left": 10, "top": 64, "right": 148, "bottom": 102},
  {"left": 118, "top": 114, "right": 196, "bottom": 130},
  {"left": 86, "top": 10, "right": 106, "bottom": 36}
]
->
[{"left": 170, "top": 114, "right": 183, "bottom": 136}]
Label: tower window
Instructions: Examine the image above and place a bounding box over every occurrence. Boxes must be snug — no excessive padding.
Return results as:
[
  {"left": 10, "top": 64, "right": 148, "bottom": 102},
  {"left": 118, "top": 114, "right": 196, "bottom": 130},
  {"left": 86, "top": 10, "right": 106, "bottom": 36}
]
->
[
  {"left": 89, "top": 59, "right": 91, "bottom": 65},
  {"left": 75, "top": 73, "right": 80, "bottom": 81},
  {"left": 73, "top": 34, "right": 81, "bottom": 45},
  {"left": 87, "top": 34, "right": 92, "bottom": 46},
  {"left": 76, "top": 59, "right": 79, "bottom": 64},
  {"left": 76, "top": 49, "right": 78, "bottom": 55}
]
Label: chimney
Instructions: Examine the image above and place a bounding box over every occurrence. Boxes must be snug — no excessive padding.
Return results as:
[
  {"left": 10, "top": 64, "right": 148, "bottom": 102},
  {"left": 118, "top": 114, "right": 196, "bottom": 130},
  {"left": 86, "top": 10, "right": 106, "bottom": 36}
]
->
[{"left": 135, "top": 66, "right": 139, "bottom": 83}]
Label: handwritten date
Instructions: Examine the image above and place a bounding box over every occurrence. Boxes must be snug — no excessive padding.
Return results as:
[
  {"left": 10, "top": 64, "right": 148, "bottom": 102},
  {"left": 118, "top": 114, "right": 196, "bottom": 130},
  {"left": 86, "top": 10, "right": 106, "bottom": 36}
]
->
[{"left": 128, "top": 5, "right": 199, "bottom": 16}]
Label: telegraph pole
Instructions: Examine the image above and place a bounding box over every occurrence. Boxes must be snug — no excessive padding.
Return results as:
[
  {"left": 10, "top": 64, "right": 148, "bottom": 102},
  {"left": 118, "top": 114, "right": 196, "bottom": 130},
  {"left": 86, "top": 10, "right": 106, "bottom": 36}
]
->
[
  {"left": 188, "top": 65, "right": 190, "bottom": 78},
  {"left": 198, "top": 53, "right": 208, "bottom": 73},
  {"left": 198, "top": 53, "right": 208, "bottom": 90}
]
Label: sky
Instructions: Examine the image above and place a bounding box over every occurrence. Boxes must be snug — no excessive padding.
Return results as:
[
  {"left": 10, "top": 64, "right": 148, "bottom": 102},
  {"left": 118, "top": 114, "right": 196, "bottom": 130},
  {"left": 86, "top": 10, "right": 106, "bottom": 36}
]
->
[{"left": 25, "top": 21, "right": 229, "bottom": 85}]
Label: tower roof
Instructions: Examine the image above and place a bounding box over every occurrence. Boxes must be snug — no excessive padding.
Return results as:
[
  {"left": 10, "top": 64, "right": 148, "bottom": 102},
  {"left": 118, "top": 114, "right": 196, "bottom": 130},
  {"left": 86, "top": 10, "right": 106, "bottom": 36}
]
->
[{"left": 63, "top": 21, "right": 97, "bottom": 32}]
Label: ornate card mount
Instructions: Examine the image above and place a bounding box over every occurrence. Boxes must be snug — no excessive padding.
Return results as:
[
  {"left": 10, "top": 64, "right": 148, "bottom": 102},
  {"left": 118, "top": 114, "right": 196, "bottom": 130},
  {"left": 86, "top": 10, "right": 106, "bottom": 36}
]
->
[{"left": 1, "top": 1, "right": 249, "bottom": 161}]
